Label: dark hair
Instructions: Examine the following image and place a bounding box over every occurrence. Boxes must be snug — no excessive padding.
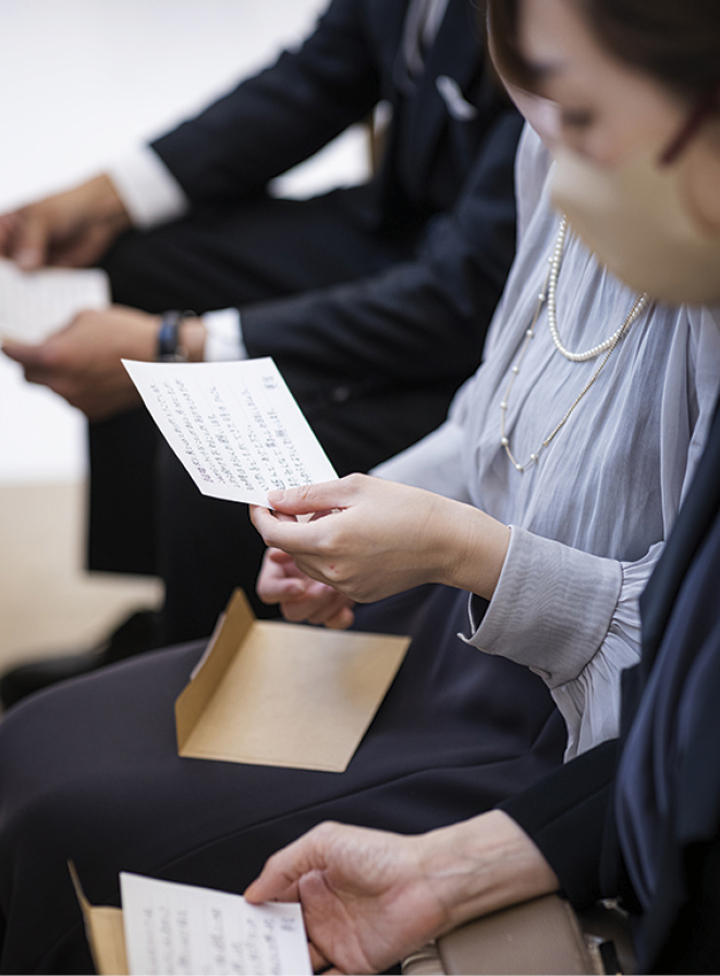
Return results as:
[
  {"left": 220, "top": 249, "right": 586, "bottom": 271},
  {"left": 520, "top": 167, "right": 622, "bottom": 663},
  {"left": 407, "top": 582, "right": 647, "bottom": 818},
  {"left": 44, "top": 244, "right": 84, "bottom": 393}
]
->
[{"left": 487, "top": 0, "right": 720, "bottom": 103}]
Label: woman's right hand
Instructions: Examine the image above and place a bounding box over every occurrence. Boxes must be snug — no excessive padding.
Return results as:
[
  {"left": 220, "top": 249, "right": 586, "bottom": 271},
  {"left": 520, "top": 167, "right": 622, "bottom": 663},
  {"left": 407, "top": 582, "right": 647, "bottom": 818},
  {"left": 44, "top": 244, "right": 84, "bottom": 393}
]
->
[{"left": 257, "top": 547, "right": 356, "bottom": 629}]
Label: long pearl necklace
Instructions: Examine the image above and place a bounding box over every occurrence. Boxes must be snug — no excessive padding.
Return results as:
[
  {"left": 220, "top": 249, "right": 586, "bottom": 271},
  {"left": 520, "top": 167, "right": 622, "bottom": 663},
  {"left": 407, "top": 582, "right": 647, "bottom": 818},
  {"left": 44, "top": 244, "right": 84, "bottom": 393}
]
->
[{"left": 500, "top": 217, "right": 649, "bottom": 473}]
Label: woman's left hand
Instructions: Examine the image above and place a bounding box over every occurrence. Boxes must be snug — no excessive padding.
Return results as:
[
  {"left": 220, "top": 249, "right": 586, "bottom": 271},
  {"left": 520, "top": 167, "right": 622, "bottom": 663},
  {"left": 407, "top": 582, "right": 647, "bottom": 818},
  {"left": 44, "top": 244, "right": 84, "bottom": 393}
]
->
[
  {"left": 250, "top": 474, "right": 510, "bottom": 605},
  {"left": 244, "top": 812, "right": 559, "bottom": 975},
  {"left": 257, "top": 547, "right": 356, "bottom": 629}
]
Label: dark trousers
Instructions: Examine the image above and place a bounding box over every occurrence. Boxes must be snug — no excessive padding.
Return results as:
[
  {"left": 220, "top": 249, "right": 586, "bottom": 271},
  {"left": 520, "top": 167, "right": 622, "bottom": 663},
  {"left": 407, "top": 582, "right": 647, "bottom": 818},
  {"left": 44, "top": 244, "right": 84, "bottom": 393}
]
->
[
  {"left": 0, "top": 584, "right": 566, "bottom": 974},
  {"left": 89, "top": 186, "right": 457, "bottom": 642}
]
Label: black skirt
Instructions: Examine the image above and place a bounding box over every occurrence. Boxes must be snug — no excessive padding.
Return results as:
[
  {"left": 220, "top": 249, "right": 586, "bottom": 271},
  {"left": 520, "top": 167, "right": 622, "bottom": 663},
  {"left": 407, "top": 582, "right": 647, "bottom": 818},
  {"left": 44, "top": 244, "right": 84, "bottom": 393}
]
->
[{"left": 0, "top": 584, "right": 565, "bottom": 973}]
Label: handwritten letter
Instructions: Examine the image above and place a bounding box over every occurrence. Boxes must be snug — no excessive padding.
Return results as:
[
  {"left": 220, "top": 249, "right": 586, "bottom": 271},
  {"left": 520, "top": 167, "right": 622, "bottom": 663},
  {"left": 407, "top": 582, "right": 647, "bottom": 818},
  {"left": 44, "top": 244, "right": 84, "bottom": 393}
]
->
[
  {"left": 120, "top": 872, "right": 312, "bottom": 975},
  {"left": 123, "top": 358, "right": 337, "bottom": 505}
]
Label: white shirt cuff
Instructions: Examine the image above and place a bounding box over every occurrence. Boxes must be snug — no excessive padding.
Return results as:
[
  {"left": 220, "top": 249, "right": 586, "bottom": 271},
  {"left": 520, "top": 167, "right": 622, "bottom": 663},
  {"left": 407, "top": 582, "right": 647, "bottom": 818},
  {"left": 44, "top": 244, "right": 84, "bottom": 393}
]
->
[
  {"left": 203, "top": 308, "right": 247, "bottom": 361},
  {"left": 107, "top": 146, "right": 189, "bottom": 229}
]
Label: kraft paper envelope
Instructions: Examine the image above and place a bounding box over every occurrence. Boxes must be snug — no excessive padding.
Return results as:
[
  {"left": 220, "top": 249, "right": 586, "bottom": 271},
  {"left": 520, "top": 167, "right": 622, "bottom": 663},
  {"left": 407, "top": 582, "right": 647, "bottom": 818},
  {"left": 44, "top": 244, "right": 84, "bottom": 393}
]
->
[
  {"left": 175, "top": 589, "right": 411, "bottom": 773},
  {"left": 69, "top": 864, "right": 128, "bottom": 976},
  {"left": 70, "top": 866, "right": 312, "bottom": 976}
]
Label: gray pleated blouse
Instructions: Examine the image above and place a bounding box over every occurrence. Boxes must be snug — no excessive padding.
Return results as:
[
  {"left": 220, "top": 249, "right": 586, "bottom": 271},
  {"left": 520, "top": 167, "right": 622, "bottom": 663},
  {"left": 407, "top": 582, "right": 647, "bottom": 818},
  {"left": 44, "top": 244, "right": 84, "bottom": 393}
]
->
[{"left": 375, "top": 124, "right": 720, "bottom": 759}]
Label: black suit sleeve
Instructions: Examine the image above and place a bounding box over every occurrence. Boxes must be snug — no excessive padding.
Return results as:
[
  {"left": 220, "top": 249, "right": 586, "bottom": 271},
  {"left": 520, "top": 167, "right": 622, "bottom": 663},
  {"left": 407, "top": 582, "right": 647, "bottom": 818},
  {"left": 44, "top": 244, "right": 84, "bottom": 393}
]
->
[
  {"left": 240, "top": 109, "right": 522, "bottom": 388},
  {"left": 499, "top": 739, "right": 619, "bottom": 909},
  {"left": 151, "top": 0, "right": 380, "bottom": 204}
]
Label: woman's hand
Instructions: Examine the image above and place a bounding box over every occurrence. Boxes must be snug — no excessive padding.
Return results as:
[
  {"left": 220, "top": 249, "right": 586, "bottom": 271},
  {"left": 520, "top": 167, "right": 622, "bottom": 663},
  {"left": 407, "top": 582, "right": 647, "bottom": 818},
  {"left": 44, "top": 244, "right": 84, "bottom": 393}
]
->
[
  {"left": 244, "top": 811, "right": 559, "bottom": 975},
  {"left": 257, "top": 548, "right": 356, "bottom": 629},
  {"left": 251, "top": 474, "right": 510, "bottom": 605}
]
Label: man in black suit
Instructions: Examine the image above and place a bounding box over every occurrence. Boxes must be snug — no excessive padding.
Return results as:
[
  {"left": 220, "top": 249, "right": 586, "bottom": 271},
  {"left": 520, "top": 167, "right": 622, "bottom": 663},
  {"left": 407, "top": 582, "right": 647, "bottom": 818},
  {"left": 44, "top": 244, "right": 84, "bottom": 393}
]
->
[{"left": 0, "top": 0, "right": 521, "bottom": 692}]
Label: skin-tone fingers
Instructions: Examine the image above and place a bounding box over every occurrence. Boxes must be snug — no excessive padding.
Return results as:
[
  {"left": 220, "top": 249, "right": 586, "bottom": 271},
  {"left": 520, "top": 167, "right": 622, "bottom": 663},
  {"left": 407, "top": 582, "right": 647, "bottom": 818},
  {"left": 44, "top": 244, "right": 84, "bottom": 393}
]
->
[
  {"left": 267, "top": 480, "right": 358, "bottom": 516},
  {"left": 251, "top": 505, "right": 333, "bottom": 555},
  {"left": 309, "top": 942, "right": 333, "bottom": 972},
  {"left": 1, "top": 340, "right": 47, "bottom": 368},
  {"left": 255, "top": 547, "right": 355, "bottom": 627},
  {"left": 0, "top": 209, "right": 46, "bottom": 269},
  {"left": 245, "top": 815, "right": 559, "bottom": 975},
  {"left": 254, "top": 474, "right": 512, "bottom": 605},
  {"left": 0, "top": 175, "right": 131, "bottom": 271},
  {"left": 2, "top": 306, "right": 160, "bottom": 420},
  {"left": 244, "top": 833, "right": 322, "bottom": 904},
  {"left": 284, "top": 586, "right": 355, "bottom": 628},
  {"left": 0, "top": 212, "right": 21, "bottom": 255},
  {"left": 256, "top": 547, "right": 310, "bottom": 603},
  {"left": 12, "top": 212, "right": 49, "bottom": 270},
  {"left": 320, "top": 606, "right": 355, "bottom": 630}
]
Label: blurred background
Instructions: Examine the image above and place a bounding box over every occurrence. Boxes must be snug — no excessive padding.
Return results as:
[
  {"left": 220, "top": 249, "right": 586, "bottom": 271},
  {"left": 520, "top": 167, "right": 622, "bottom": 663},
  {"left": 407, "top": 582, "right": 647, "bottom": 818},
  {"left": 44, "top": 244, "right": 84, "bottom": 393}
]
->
[{"left": 0, "top": 0, "right": 368, "bottom": 671}]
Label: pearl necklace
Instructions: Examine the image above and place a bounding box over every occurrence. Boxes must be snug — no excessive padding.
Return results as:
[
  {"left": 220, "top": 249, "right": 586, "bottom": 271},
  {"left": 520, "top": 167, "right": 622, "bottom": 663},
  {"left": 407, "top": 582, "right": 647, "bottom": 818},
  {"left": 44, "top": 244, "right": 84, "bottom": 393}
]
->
[{"left": 500, "top": 217, "right": 649, "bottom": 473}]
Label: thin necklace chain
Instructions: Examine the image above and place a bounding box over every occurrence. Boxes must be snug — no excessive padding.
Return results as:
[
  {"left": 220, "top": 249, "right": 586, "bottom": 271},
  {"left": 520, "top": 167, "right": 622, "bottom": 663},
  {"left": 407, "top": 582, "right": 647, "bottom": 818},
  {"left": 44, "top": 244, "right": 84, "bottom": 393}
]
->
[{"left": 500, "top": 217, "right": 649, "bottom": 474}]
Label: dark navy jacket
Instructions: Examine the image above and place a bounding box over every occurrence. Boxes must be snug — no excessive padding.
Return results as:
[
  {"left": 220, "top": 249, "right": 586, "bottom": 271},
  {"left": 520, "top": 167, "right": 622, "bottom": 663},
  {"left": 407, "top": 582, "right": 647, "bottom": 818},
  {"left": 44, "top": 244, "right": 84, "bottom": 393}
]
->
[{"left": 503, "top": 395, "right": 720, "bottom": 973}]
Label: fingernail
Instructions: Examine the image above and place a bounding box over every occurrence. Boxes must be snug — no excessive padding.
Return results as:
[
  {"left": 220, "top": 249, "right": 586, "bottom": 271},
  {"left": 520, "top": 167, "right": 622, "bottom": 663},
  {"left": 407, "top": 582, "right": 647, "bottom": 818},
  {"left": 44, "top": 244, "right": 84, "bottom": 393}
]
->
[
  {"left": 267, "top": 489, "right": 285, "bottom": 507},
  {"left": 16, "top": 249, "right": 38, "bottom": 271}
]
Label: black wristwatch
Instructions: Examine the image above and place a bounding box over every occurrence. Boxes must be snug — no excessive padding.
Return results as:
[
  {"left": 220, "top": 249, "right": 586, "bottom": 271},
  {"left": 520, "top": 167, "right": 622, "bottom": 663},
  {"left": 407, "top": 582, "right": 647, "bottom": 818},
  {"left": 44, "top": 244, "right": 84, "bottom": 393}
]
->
[{"left": 156, "top": 310, "right": 189, "bottom": 362}]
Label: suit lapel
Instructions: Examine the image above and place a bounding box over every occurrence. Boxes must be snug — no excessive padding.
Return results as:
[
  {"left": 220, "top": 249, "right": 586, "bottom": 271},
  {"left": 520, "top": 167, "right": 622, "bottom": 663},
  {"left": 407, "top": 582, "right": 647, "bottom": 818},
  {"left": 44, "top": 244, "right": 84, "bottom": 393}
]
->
[
  {"left": 400, "top": 0, "right": 483, "bottom": 198},
  {"left": 370, "top": 0, "right": 413, "bottom": 84}
]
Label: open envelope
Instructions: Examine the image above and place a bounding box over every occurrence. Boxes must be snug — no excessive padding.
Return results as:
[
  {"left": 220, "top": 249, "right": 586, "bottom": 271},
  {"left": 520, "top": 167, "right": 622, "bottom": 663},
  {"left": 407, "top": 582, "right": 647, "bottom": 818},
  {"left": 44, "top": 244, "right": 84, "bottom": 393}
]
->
[
  {"left": 70, "top": 864, "right": 128, "bottom": 976},
  {"left": 175, "top": 590, "right": 411, "bottom": 773},
  {"left": 70, "top": 865, "right": 312, "bottom": 976}
]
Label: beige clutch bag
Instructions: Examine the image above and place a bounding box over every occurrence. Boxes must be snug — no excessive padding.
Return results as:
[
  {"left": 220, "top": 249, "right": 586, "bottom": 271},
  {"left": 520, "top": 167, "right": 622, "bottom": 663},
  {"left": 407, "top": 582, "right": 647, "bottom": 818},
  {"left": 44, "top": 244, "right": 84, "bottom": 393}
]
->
[{"left": 402, "top": 894, "right": 636, "bottom": 976}]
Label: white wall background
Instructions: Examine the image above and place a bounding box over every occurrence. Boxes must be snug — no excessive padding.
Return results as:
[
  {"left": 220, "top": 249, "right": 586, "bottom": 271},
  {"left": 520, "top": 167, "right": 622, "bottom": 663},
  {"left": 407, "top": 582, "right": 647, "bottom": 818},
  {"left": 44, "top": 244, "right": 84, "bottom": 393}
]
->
[{"left": 0, "top": 0, "right": 367, "bottom": 482}]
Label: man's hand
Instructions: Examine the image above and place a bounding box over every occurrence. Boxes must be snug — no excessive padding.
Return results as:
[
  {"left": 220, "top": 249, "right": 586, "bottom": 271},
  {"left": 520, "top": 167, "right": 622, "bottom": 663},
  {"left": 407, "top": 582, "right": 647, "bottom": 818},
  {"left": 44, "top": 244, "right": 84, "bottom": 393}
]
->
[
  {"left": 2, "top": 306, "right": 159, "bottom": 420},
  {"left": 257, "top": 547, "right": 356, "bottom": 628},
  {"left": 0, "top": 174, "right": 131, "bottom": 270},
  {"left": 244, "top": 812, "right": 560, "bottom": 975},
  {"left": 2, "top": 306, "right": 207, "bottom": 420}
]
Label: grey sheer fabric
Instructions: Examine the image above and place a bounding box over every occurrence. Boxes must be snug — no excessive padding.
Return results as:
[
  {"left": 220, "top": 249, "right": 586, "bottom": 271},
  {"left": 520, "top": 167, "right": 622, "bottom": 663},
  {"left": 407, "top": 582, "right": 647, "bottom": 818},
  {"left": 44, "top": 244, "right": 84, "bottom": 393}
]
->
[{"left": 375, "top": 124, "right": 720, "bottom": 758}]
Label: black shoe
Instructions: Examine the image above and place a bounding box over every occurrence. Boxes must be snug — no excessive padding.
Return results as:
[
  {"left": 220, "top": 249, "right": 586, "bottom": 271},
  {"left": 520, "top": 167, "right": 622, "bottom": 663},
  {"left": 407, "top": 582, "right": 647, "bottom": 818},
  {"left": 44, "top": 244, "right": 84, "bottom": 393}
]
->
[{"left": 0, "top": 609, "right": 163, "bottom": 709}]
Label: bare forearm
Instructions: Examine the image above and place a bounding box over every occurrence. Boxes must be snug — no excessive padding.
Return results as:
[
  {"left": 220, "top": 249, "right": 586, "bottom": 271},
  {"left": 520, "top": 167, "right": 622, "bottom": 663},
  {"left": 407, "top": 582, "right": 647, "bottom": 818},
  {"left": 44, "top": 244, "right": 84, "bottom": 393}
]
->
[
  {"left": 244, "top": 811, "right": 559, "bottom": 975},
  {"left": 254, "top": 477, "right": 511, "bottom": 607},
  {"left": 428, "top": 499, "right": 511, "bottom": 601},
  {"left": 416, "top": 810, "right": 560, "bottom": 933}
]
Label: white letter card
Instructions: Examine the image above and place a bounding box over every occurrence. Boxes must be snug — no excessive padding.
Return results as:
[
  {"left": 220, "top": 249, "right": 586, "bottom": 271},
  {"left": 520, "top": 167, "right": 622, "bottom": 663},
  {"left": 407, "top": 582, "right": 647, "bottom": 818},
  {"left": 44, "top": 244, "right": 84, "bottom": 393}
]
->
[
  {"left": 123, "top": 357, "right": 337, "bottom": 505},
  {"left": 0, "top": 258, "right": 109, "bottom": 343},
  {"left": 120, "top": 872, "right": 312, "bottom": 976}
]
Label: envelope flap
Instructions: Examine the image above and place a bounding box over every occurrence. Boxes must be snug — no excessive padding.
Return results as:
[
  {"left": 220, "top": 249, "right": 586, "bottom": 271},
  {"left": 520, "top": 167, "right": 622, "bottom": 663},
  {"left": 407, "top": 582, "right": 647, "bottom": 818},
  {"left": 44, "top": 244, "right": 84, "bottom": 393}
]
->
[
  {"left": 175, "top": 589, "right": 255, "bottom": 751},
  {"left": 69, "top": 863, "right": 128, "bottom": 976}
]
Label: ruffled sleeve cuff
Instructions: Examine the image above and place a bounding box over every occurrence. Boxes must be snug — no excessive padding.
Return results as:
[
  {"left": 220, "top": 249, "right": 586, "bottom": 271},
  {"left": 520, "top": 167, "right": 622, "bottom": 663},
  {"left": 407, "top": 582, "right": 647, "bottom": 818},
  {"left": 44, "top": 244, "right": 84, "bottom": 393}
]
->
[
  {"left": 549, "top": 544, "right": 659, "bottom": 757},
  {"left": 462, "top": 527, "right": 660, "bottom": 759},
  {"left": 462, "top": 525, "right": 622, "bottom": 687}
]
